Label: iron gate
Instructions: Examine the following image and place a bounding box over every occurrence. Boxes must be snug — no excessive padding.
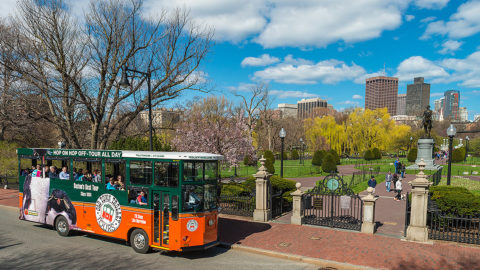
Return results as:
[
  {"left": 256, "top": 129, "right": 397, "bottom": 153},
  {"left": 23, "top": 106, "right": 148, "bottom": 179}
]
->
[{"left": 303, "top": 173, "right": 363, "bottom": 231}]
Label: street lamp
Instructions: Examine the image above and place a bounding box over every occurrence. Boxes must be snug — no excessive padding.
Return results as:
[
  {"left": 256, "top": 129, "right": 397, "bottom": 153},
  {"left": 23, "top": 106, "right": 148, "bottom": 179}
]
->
[
  {"left": 279, "top": 128, "right": 286, "bottom": 178},
  {"left": 446, "top": 124, "right": 456, "bottom": 185},
  {"left": 301, "top": 139, "right": 306, "bottom": 166},
  {"left": 465, "top": 136, "right": 470, "bottom": 162},
  {"left": 120, "top": 66, "right": 153, "bottom": 151},
  {"left": 299, "top": 138, "right": 303, "bottom": 165},
  {"left": 408, "top": 136, "right": 413, "bottom": 152}
]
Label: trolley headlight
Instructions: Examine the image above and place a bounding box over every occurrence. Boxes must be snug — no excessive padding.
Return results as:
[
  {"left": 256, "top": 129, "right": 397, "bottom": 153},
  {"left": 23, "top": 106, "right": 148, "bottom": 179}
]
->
[{"left": 208, "top": 219, "right": 215, "bottom": 226}]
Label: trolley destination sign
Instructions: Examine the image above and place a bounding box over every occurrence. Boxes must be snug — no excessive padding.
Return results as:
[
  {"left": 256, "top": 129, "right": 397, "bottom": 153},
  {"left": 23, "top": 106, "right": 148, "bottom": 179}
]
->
[{"left": 17, "top": 148, "right": 122, "bottom": 159}]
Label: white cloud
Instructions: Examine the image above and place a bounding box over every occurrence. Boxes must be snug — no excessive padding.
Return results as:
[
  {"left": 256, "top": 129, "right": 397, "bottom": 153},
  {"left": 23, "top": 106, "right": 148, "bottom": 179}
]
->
[
  {"left": 352, "top": 94, "right": 363, "bottom": 99},
  {"left": 269, "top": 90, "right": 317, "bottom": 99},
  {"left": 254, "top": 58, "right": 366, "bottom": 85},
  {"left": 0, "top": 0, "right": 17, "bottom": 18},
  {"left": 438, "top": 40, "right": 463, "bottom": 55},
  {"left": 241, "top": 54, "right": 280, "bottom": 67},
  {"left": 440, "top": 51, "right": 480, "bottom": 87},
  {"left": 255, "top": 0, "right": 408, "bottom": 48},
  {"left": 422, "top": 1, "right": 480, "bottom": 39},
  {"left": 414, "top": 0, "right": 449, "bottom": 9},
  {"left": 420, "top": 16, "right": 437, "bottom": 23},
  {"left": 395, "top": 56, "right": 449, "bottom": 81},
  {"left": 405, "top": 15, "right": 415, "bottom": 22}
]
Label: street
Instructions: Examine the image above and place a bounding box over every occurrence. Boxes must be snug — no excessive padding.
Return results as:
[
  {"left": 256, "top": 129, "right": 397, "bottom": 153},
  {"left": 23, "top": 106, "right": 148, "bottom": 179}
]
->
[{"left": 0, "top": 205, "right": 316, "bottom": 270}]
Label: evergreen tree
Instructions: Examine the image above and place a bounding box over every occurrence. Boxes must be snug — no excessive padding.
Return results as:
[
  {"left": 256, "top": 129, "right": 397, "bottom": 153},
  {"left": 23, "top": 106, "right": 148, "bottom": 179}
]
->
[
  {"left": 322, "top": 153, "right": 337, "bottom": 173},
  {"left": 407, "top": 148, "right": 417, "bottom": 162},
  {"left": 312, "top": 150, "right": 325, "bottom": 166},
  {"left": 291, "top": 149, "right": 299, "bottom": 160}
]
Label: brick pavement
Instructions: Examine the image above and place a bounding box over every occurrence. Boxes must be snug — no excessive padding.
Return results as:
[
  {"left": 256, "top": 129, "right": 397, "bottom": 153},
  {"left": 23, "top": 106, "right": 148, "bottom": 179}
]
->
[
  {"left": 218, "top": 217, "right": 480, "bottom": 270},
  {"left": 0, "top": 188, "right": 18, "bottom": 208}
]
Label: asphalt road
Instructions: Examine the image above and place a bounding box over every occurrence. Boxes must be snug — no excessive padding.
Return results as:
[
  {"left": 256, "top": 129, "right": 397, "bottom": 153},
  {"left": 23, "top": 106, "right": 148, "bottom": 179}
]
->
[{"left": 0, "top": 205, "right": 317, "bottom": 270}]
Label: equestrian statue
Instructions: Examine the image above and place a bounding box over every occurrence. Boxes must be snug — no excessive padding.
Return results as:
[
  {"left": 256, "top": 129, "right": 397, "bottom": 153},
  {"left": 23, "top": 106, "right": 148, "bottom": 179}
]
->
[{"left": 422, "top": 105, "right": 433, "bottom": 138}]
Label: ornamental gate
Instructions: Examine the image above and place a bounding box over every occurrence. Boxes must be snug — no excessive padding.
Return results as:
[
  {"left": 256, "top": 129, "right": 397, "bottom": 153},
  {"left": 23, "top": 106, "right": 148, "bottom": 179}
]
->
[{"left": 303, "top": 173, "right": 363, "bottom": 231}]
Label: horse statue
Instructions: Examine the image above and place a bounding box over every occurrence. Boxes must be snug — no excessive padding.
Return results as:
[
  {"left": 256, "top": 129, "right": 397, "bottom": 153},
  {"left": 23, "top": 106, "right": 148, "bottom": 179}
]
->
[{"left": 422, "top": 105, "right": 433, "bottom": 138}]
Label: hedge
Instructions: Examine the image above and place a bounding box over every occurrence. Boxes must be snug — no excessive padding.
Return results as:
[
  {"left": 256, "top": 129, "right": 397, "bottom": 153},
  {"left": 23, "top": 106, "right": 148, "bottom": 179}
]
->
[
  {"left": 451, "top": 147, "right": 465, "bottom": 163},
  {"left": 407, "top": 148, "right": 417, "bottom": 162},
  {"left": 291, "top": 149, "right": 299, "bottom": 160},
  {"left": 328, "top": 149, "right": 341, "bottom": 164},
  {"left": 312, "top": 150, "right": 325, "bottom": 166},
  {"left": 322, "top": 153, "right": 337, "bottom": 173},
  {"left": 372, "top": 148, "right": 381, "bottom": 160},
  {"left": 364, "top": 149, "right": 374, "bottom": 161},
  {"left": 430, "top": 185, "right": 480, "bottom": 215}
]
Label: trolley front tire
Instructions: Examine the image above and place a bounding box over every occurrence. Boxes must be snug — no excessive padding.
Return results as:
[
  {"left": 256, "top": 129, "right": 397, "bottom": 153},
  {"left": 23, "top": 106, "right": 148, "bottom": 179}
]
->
[
  {"left": 55, "top": 216, "right": 70, "bottom": 237},
  {"left": 130, "top": 229, "right": 150, "bottom": 254}
]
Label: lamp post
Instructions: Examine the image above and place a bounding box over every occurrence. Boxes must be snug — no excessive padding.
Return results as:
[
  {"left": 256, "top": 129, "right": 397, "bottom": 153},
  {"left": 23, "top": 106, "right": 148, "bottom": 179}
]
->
[
  {"left": 301, "top": 140, "right": 306, "bottom": 166},
  {"left": 120, "top": 66, "right": 153, "bottom": 151},
  {"left": 465, "top": 136, "right": 470, "bottom": 162},
  {"left": 299, "top": 138, "right": 303, "bottom": 165},
  {"left": 279, "top": 128, "right": 286, "bottom": 178},
  {"left": 446, "top": 124, "right": 456, "bottom": 185},
  {"left": 408, "top": 136, "right": 413, "bottom": 152}
]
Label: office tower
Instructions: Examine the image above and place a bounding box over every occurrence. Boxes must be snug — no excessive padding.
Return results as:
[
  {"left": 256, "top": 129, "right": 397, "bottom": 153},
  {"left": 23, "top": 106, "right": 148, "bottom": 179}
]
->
[
  {"left": 277, "top": 103, "right": 298, "bottom": 118},
  {"left": 459, "top": 107, "right": 468, "bottom": 122},
  {"left": 297, "top": 98, "right": 328, "bottom": 119},
  {"left": 443, "top": 90, "right": 460, "bottom": 120},
  {"left": 397, "top": 94, "right": 406, "bottom": 115},
  {"left": 406, "top": 77, "right": 430, "bottom": 117},
  {"left": 365, "top": 76, "right": 398, "bottom": 115},
  {"left": 433, "top": 97, "right": 444, "bottom": 121}
]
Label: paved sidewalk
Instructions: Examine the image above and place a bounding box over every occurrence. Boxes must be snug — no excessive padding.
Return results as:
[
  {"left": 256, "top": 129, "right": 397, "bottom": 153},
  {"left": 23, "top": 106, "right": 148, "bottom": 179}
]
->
[
  {"left": 0, "top": 188, "right": 18, "bottom": 208},
  {"left": 219, "top": 217, "right": 480, "bottom": 270}
]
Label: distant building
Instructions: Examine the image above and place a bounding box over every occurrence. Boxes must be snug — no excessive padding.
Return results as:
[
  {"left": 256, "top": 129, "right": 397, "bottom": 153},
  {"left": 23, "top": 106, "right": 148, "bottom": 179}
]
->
[
  {"left": 475, "top": 114, "right": 480, "bottom": 122},
  {"left": 406, "top": 77, "right": 430, "bottom": 117},
  {"left": 443, "top": 90, "right": 460, "bottom": 120},
  {"left": 459, "top": 107, "right": 468, "bottom": 122},
  {"left": 297, "top": 98, "right": 328, "bottom": 119},
  {"left": 139, "top": 109, "right": 182, "bottom": 130},
  {"left": 277, "top": 103, "right": 298, "bottom": 118},
  {"left": 391, "top": 115, "right": 418, "bottom": 125},
  {"left": 433, "top": 97, "right": 444, "bottom": 121},
  {"left": 397, "top": 94, "right": 406, "bottom": 115},
  {"left": 365, "top": 76, "right": 398, "bottom": 115}
]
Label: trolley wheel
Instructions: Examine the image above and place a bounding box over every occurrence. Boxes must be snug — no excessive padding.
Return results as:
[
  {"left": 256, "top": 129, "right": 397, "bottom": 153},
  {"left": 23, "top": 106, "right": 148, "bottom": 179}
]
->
[
  {"left": 55, "top": 216, "right": 70, "bottom": 237},
  {"left": 130, "top": 229, "right": 150, "bottom": 254}
]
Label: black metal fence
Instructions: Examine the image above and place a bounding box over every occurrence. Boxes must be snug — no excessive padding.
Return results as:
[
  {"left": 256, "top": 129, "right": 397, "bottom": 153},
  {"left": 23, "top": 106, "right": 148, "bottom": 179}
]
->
[
  {"left": 427, "top": 197, "right": 480, "bottom": 245},
  {"left": 271, "top": 190, "right": 292, "bottom": 218},
  {"left": 218, "top": 195, "right": 255, "bottom": 217},
  {"left": 348, "top": 166, "right": 381, "bottom": 188},
  {"left": 428, "top": 167, "right": 443, "bottom": 186},
  {"left": 404, "top": 192, "right": 411, "bottom": 237}
]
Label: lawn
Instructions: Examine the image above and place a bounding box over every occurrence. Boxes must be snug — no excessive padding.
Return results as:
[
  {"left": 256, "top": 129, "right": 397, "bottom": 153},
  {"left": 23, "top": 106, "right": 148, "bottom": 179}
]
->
[{"left": 437, "top": 177, "right": 480, "bottom": 196}]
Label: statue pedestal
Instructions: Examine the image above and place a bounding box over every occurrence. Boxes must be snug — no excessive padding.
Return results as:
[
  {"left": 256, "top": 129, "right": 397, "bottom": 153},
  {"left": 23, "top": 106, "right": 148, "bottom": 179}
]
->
[{"left": 407, "top": 138, "right": 441, "bottom": 171}]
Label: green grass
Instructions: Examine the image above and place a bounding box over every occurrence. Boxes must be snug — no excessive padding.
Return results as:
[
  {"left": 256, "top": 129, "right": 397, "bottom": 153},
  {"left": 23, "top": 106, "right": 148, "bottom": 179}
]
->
[
  {"left": 437, "top": 177, "right": 480, "bottom": 195},
  {"left": 220, "top": 159, "right": 328, "bottom": 178}
]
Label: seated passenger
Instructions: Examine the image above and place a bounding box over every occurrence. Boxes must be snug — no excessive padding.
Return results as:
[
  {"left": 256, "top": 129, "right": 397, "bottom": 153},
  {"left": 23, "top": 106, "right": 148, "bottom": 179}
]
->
[
  {"left": 20, "top": 169, "right": 29, "bottom": 176},
  {"left": 92, "top": 170, "right": 102, "bottom": 183},
  {"left": 82, "top": 170, "right": 92, "bottom": 182},
  {"left": 59, "top": 166, "right": 70, "bottom": 180},
  {"left": 116, "top": 175, "right": 125, "bottom": 191},
  {"left": 75, "top": 168, "right": 83, "bottom": 181},
  {"left": 48, "top": 166, "right": 58, "bottom": 179},
  {"left": 32, "top": 165, "right": 41, "bottom": 177},
  {"left": 106, "top": 178, "right": 117, "bottom": 190},
  {"left": 136, "top": 190, "right": 148, "bottom": 205}
]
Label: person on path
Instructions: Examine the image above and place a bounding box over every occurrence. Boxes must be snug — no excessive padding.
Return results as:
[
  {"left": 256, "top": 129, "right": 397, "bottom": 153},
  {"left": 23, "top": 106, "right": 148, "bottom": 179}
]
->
[
  {"left": 395, "top": 178, "right": 402, "bottom": 201},
  {"left": 394, "top": 158, "right": 399, "bottom": 174},
  {"left": 368, "top": 176, "right": 377, "bottom": 195},
  {"left": 392, "top": 173, "right": 399, "bottom": 192},
  {"left": 401, "top": 163, "right": 406, "bottom": 178},
  {"left": 385, "top": 171, "right": 393, "bottom": 192}
]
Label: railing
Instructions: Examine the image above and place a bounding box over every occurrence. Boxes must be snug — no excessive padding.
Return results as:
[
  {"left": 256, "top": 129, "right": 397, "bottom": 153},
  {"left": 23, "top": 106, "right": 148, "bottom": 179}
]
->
[
  {"left": 348, "top": 166, "right": 381, "bottom": 189},
  {"left": 218, "top": 195, "right": 255, "bottom": 217},
  {"left": 404, "top": 192, "right": 411, "bottom": 237},
  {"left": 428, "top": 198, "right": 480, "bottom": 245},
  {"left": 271, "top": 190, "right": 292, "bottom": 218},
  {"left": 428, "top": 168, "right": 443, "bottom": 186}
]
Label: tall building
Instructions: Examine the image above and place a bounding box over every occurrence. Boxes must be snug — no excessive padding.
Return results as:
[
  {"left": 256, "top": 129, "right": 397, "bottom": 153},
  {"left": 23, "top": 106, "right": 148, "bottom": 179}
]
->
[
  {"left": 139, "top": 108, "right": 182, "bottom": 130},
  {"left": 277, "top": 103, "right": 298, "bottom": 118},
  {"left": 297, "top": 98, "right": 328, "bottom": 119},
  {"left": 365, "top": 76, "right": 398, "bottom": 115},
  {"left": 459, "top": 107, "right": 468, "bottom": 122},
  {"left": 474, "top": 114, "right": 480, "bottom": 122},
  {"left": 443, "top": 90, "right": 460, "bottom": 120},
  {"left": 396, "top": 94, "right": 406, "bottom": 115},
  {"left": 406, "top": 77, "right": 430, "bottom": 116},
  {"left": 433, "top": 97, "right": 444, "bottom": 121}
]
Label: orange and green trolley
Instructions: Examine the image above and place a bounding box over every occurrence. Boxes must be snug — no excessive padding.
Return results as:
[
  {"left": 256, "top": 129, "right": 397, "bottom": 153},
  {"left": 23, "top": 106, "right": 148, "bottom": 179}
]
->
[{"left": 17, "top": 148, "right": 222, "bottom": 253}]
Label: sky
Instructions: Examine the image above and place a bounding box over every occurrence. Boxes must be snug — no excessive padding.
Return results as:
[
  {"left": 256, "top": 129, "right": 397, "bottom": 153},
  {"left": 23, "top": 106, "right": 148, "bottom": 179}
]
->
[{"left": 1, "top": 0, "right": 480, "bottom": 120}]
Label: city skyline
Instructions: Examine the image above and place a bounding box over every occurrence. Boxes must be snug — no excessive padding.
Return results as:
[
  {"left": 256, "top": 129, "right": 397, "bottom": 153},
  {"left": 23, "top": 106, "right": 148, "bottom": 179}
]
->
[{"left": 1, "top": 0, "right": 479, "bottom": 120}]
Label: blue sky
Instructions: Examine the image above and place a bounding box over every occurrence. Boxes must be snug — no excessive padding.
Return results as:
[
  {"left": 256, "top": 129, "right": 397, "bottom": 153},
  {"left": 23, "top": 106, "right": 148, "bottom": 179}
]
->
[{"left": 2, "top": 0, "right": 480, "bottom": 119}]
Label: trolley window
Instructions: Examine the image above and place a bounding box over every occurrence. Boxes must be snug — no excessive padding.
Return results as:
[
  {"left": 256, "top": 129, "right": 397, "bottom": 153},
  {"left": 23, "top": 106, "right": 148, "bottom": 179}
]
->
[{"left": 130, "top": 160, "right": 153, "bottom": 186}]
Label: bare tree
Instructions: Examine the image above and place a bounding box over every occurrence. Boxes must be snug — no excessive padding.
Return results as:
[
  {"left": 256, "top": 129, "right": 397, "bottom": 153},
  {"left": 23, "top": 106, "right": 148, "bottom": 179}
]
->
[
  {"left": 1, "top": 0, "right": 213, "bottom": 149},
  {"left": 233, "top": 82, "right": 268, "bottom": 136}
]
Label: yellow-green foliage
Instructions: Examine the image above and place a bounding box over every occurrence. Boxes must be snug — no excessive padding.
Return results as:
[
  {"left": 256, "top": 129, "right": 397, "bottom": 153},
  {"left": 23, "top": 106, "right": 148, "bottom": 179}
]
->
[{"left": 0, "top": 141, "right": 19, "bottom": 175}]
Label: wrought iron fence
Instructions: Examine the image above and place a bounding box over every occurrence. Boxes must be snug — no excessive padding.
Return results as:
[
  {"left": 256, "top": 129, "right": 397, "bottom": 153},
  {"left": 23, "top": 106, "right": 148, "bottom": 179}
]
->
[
  {"left": 271, "top": 190, "right": 292, "bottom": 218},
  {"left": 428, "top": 168, "right": 443, "bottom": 186},
  {"left": 404, "top": 192, "right": 411, "bottom": 237},
  {"left": 427, "top": 197, "right": 480, "bottom": 244},
  {"left": 348, "top": 167, "right": 381, "bottom": 188},
  {"left": 218, "top": 195, "right": 255, "bottom": 217},
  {"left": 1, "top": 174, "right": 19, "bottom": 190}
]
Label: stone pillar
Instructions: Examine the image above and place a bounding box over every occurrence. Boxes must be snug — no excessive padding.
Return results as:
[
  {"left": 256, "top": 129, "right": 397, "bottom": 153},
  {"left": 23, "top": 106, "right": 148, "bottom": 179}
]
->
[
  {"left": 253, "top": 156, "right": 272, "bottom": 222},
  {"left": 290, "top": 182, "right": 304, "bottom": 225},
  {"left": 361, "top": 187, "right": 378, "bottom": 234},
  {"left": 406, "top": 159, "right": 432, "bottom": 242}
]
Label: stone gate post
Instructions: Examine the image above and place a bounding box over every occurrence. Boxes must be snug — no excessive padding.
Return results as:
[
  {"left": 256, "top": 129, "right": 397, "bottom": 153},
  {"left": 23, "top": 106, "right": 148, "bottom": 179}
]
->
[
  {"left": 406, "top": 159, "right": 432, "bottom": 242},
  {"left": 290, "top": 182, "right": 304, "bottom": 225},
  {"left": 361, "top": 187, "right": 378, "bottom": 234},
  {"left": 253, "top": 156, "right": 272, "bottom": 222}
]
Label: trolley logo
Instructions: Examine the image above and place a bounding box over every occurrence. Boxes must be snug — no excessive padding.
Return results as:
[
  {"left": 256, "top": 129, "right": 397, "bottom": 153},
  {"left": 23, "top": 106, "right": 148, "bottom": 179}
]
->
[
  {"left": 186, "top": 219, "right": 198, "bottom": 232},
  {"left": 95, "top": 194, "right": 122, "bottom": 232},
  {"left": 24, "top": 209, "right": 38, "bottom": 216}
]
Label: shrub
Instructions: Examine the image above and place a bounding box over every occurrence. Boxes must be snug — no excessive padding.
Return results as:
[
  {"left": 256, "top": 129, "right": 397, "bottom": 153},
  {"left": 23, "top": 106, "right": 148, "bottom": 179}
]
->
[
  {"left": 328, "top": 149, "right": 341, "bottom": 164},
  {"left": 372, "top": 148, "right": 381, "bottom": 160},
  {"left": 364, "top": 149, "right": 374, "bottom": 161},
  {"left": 243, "top": 155, "right": 250, "bottom": 166},
  {"left": 312, "top": 150, "right": 325, "bottom": 166},
  {"left": 322, "top": 153, "right": 337, "bottom": 173},
  {"left": 430, "top": 186, "right": 480, "bottom": 215},
  {"left": 291, "top": 149, "right": 299, "bottom": 160},
  {"left": 263, "top": 150, "right": 275, "bottom": 164},
  {"left": 265, "top": 159, "right": 275, "bottom": 174},
  {"left": 452, "top": 147, "right": 465, "bottom": 163},
  {"left": 407, "top": 148, "right": 417, "bottom": 162},
  {"left": 220, "top": 183, "right": 250, "bottom": 196}
]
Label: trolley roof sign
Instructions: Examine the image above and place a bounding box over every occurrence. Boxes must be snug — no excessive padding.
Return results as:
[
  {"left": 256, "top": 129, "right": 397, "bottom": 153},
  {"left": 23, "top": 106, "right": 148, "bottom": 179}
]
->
[{"left": 17, "top": 148, "right": 224, "bottom": 161}]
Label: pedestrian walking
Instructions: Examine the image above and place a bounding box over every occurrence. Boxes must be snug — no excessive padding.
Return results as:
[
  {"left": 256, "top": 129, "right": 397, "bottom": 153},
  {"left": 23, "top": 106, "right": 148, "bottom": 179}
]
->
[
  {"left": 368, "top": 175, "right": 377, "bottom": 195},
  {"left": 394, "top": 158, "right": 399, "bottom": 174},
  {"left": 385, "top": 171, "right": 392, "bottom": 192},
  {"left": 394, "top": 178, "right": 402, "bottom": 201},
  {"left": 392, "top": 173, "right": 399, "bottom": 193},
  {"left": 401, "top": 163, "right": 406, "bottom": 178}
]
